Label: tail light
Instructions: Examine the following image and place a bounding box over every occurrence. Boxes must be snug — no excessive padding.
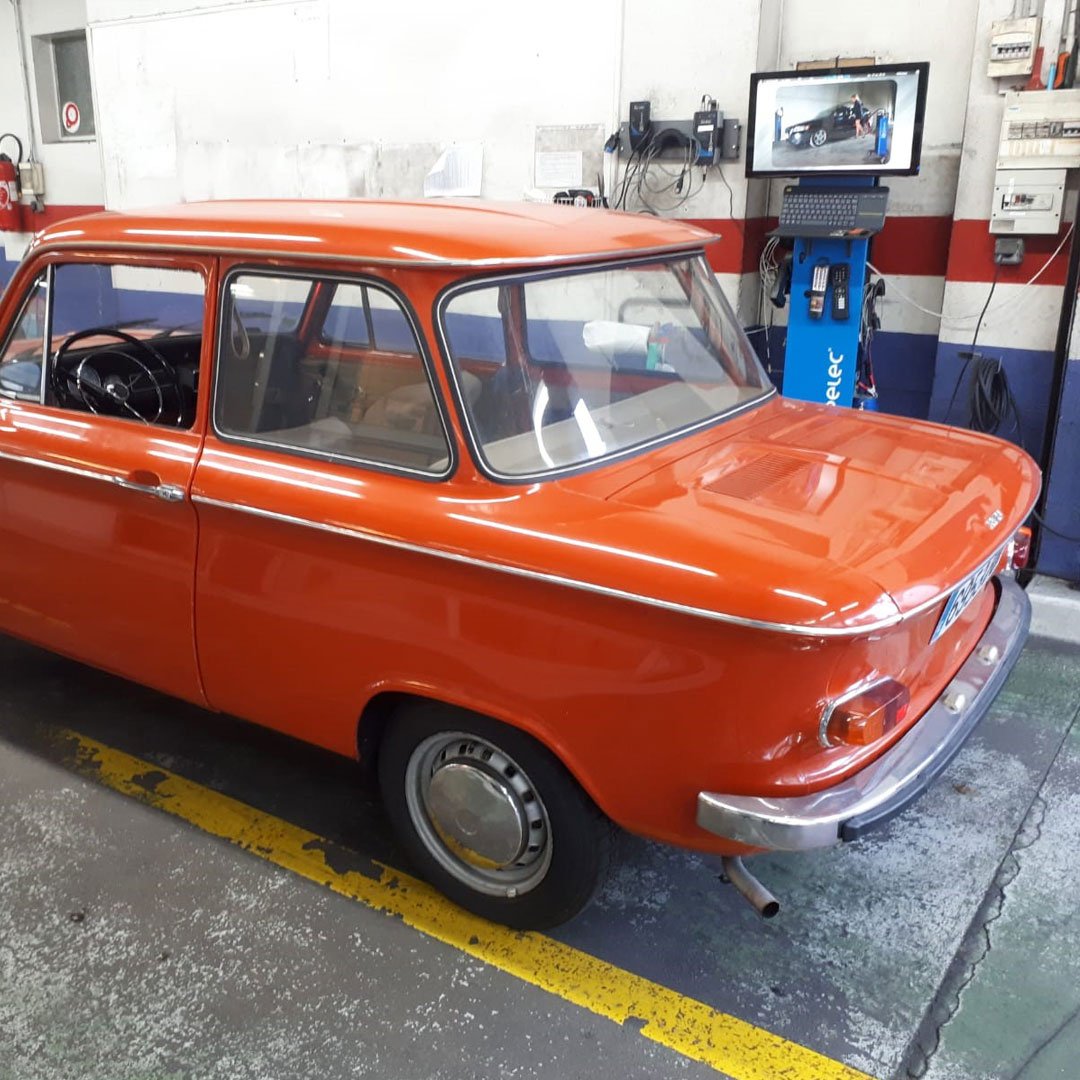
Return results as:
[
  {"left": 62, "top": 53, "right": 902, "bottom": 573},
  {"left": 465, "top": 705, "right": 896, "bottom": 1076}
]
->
[
  {"left": 821, "top": 678, "right": 910, "bottom": 747},
  {"left": 1007, "top": 526, "right": 1032, "bottom": 570}
]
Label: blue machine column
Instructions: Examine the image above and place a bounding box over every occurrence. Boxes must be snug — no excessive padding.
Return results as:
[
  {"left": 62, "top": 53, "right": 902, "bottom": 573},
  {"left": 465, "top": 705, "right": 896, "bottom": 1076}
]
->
[{"left": 781, "top": 176, "right": 877, "bottom": 408}]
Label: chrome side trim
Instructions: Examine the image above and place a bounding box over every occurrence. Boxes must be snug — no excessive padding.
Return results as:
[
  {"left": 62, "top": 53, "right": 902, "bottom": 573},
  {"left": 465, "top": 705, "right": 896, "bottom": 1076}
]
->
[
  {"left": 0, "top": 446, "right": 113, "bottom": 486},
  {"left": 192, "top": 492, "right": 907, "bottom": 639},
  {"left": 0, "top": 447, "right": 187, "bottom": 503},
  {"left": 31, "top": 238, "right": 716, "bottom": 271},
  {"left": 696, "top": 575, "right": 1031, "bottom": 849}
]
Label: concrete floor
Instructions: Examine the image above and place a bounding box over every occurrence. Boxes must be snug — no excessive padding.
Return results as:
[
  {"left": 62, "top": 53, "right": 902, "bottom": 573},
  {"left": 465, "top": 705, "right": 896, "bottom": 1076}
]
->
[{"left": 0, "top": 626, "right": 1078, "bottom": 1080}]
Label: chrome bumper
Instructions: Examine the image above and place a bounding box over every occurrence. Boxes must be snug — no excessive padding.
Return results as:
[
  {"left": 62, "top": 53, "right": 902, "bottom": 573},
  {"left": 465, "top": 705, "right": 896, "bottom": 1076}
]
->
[{"left": 696, "top": 576, "right": 1030, "bottom": 851}]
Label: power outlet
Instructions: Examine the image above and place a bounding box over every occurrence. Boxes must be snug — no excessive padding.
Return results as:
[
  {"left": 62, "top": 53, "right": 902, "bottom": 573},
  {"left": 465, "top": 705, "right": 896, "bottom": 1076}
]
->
[
  {"left": 994, "top": 236, "right": 1025, "bottom": 265},
  {"left": 18, "top": 161, "right": 44, "bottom": 197}
]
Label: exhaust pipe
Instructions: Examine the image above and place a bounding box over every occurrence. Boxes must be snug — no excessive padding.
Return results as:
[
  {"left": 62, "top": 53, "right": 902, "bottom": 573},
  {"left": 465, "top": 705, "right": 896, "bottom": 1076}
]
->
[{"left": 721, "top": 856, "right": 780, "bottom": 919}]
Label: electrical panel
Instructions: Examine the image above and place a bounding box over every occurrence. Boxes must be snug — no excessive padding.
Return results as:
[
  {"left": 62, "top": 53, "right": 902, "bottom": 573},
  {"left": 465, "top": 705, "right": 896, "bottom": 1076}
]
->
[
  {"left": 997, "top": 89, "right": 1080, "bottom": 169},
  {"left": 990, "top": 167, "right": 1066, "bottom": 234},
  {"left": 987, "top": 16, "right": 1040, "bottom": 77}
]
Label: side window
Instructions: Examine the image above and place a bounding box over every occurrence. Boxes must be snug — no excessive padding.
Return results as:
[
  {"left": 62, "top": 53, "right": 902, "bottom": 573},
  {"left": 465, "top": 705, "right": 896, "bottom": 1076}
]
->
[
  {"left": 216, "top": 272, "right": 451, "bottom": 475},
  {"left": 48, "top": 263, "right": 206, "bottom": 428},
  {"left": 0, "top": 274, "right": 48, "bottom": 401},
  {"left": 321, "top": 284, "right": 422, "bottom": 353}
]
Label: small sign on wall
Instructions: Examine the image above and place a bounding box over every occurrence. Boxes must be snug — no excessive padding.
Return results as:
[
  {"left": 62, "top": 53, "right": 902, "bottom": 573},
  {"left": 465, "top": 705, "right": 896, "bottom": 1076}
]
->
[{"left": 61, "top": 101, "right": 81, "bottom": 135}]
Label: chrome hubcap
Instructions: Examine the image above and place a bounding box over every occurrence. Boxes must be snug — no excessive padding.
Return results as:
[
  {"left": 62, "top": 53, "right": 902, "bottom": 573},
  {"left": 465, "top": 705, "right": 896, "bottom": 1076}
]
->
[
  {"left": 405, "top": 732, "right": 552, "bottom": 897},
  {"left": 427, "top": 763, "right": 526, "bottom": 868}
]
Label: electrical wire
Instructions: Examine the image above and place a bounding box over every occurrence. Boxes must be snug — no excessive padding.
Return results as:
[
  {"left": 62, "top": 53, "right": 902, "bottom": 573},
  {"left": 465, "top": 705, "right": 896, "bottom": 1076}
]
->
[
  {"left": 1032, "top": 509, "right": 1080, "bottom": 542},
  {"left": 612, "top": 126, "right": 709, "bottom": 215},
  {"left": 968, "top": 353, "right": 1023, "bottom": 437},
  {"left": 754, "top": 234, "right": 782, "bottom": 371},
  {"left": 942, "top": 267, "right": 998, "bottom": 425},
  {"left": 858, "top": 278, "right": 885, "bottom": 397},
  {"left": 865, "top": 221, "right": 1075, "bottom": 324},
  {"left": 636, "top": 133, "right": 705, "bottom": 214}
]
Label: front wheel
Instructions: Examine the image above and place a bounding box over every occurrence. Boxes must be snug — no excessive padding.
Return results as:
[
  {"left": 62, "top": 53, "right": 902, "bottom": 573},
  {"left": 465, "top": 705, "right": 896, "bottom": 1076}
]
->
[
  {"left": 809, "top": 128, "right": 828, "bottom": 148},
  {"left": 378, "top": 702, "right": 614, "bottom": 929}
]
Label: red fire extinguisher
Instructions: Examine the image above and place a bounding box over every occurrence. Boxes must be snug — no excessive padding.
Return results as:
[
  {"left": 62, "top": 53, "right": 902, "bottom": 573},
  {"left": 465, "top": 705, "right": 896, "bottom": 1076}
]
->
[{"left": 0, "top": 133, "right": 24, "bottom": 232}]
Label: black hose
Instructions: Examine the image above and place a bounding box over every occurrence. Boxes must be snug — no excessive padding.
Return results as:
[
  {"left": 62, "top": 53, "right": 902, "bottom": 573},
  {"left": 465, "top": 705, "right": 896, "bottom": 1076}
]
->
[
  {"left": 967, "top": 353, "right": 1023, "bottom": 438},
  {"left": 0, "top": 132, "right": 23, "bottom": 164}
]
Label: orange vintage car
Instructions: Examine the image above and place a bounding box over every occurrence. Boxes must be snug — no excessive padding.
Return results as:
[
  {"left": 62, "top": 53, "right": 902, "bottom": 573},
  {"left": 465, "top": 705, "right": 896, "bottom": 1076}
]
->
[{"left": 0, "top": 201, "right": 1039, "bottom": 928}]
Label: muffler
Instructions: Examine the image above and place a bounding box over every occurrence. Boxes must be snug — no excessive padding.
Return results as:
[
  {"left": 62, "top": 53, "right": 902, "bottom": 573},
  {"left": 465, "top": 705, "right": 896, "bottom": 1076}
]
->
[{"left": 721, "top": 856, "right": 780, "bottom": 918}]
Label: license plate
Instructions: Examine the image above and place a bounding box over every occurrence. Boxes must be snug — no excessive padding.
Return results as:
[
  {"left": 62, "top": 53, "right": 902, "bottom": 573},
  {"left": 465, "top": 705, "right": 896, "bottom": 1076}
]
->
[{"left": 931, "top": 546, "right": 1004, "bottom": 643}]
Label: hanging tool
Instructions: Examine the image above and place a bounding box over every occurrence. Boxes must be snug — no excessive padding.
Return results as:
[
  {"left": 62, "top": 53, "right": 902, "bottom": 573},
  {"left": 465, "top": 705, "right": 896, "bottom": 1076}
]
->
[
  {"left": 1026, "top": 45, "right": 1047, "bottom": 89},
  {"left": 1054, "top": 3, "right": 1077, "bottom": 86}
]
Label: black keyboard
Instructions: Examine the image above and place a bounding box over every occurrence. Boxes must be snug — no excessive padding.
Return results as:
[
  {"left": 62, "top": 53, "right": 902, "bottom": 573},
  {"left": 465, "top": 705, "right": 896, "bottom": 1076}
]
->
[{"left": 773, "top": 185, "right": 889, "bottom": 238}]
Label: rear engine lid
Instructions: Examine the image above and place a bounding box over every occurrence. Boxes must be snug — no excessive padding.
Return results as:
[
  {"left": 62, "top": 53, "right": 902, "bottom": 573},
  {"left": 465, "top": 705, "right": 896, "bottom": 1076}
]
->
[{"left": 599, "top": 398, "right": 1040, "bottom": 618}]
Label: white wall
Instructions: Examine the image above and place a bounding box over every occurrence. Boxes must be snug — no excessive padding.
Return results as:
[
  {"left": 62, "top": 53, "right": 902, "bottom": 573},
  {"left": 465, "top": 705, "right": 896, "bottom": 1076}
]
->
[
  {"left": 777, "top": 0, "right": 980, "bottom": 216},
  {"left": 19, "top": 0, "right": 103, "bottom": 207},
  {"left": 0, "top": 0, "right": 986, "bottom": 229},
  {"left": 0, "top": 0, "right": 104, "bottom": 261},
  {"left": 84, "top": 0, "right": 771, "bottom": 225},
  {"left": 87, "top": 0, "right": 623, "bottom": 207}
]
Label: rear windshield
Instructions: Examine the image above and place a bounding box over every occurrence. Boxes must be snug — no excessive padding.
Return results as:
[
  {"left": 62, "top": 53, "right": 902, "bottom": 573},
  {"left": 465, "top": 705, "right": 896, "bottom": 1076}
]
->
[{"left": 439, "top": 255, "right": 771, "bottom": 480}]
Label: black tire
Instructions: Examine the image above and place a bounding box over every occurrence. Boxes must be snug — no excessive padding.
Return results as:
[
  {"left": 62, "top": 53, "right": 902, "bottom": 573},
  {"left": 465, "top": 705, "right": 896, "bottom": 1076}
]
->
[
  {"left": 378, "top": 701, "right": 614, "bottom": 929},
  {"left": 809, "top": 128, "right": 827, "bottom": 148}
]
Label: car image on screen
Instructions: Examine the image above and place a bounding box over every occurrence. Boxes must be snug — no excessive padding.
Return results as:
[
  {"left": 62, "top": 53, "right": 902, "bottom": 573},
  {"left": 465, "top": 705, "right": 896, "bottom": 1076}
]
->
[{"left": 785, "top": 103, "right": 875, "bottom": 148}]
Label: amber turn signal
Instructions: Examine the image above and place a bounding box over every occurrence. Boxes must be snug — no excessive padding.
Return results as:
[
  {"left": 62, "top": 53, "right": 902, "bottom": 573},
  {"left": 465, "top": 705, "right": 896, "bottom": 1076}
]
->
[{"left": 824, "top": 679, "right": 910, "bottom": 747}]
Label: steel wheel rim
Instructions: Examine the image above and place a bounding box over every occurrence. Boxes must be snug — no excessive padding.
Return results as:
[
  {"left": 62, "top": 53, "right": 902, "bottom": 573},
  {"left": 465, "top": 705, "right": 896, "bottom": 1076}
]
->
[{"left": 404, "top": 731, "right": 553, "bottom": 898}]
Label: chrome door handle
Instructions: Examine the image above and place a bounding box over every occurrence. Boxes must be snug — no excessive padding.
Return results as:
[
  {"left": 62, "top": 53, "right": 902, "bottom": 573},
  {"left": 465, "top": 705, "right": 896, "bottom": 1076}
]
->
[{"left": 113, "top": 476, "right": 186, "bottom": 503}]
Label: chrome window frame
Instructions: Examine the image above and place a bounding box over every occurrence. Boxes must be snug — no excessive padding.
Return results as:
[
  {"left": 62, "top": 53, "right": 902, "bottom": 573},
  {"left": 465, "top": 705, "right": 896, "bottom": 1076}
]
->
[
  {"left": 213, "top": 264, "right": 457, "bottom": 483},
  {"left": 433, "top": 250, "right": 776, "bottom": 486},
  {"left": 0, "top": 266, "right": 52, "bottom": 405}
]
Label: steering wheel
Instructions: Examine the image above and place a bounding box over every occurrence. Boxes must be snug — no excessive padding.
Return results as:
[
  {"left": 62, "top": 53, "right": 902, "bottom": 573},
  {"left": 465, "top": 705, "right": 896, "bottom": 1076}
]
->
[{"left": 52, "top": 328, "right": 180, "bottom": 425}]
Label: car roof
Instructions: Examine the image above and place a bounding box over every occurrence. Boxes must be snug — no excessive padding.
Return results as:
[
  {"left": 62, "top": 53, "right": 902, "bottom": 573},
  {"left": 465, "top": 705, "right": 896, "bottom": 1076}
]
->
[{"left": 31, "top": 199, "right": 718, "bottom": 269}]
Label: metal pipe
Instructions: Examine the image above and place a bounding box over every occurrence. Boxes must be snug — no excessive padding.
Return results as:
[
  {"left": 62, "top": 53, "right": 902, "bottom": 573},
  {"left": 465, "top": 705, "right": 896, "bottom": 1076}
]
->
[
  {"left": 721, "top": 856, "right": 780, "bottom": 919},
  {"left": 9, "top": 0, "right": 39, "bottom": 164}
]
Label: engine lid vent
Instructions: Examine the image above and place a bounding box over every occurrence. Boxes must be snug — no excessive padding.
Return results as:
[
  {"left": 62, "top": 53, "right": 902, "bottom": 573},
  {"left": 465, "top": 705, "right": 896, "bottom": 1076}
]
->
[{"left": 703, "top": 453, "right": 810, "bottom": 501}]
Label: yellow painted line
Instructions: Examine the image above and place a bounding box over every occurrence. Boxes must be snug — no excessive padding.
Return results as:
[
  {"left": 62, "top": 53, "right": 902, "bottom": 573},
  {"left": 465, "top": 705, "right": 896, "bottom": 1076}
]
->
[{"left": 62, "top": 728, "right": 877, "bottom": 1080}]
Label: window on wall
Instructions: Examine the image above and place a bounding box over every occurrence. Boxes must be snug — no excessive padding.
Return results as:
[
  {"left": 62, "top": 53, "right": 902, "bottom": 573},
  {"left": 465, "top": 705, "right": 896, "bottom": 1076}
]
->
[{"left": 32, "top": 31, "right": 96, "bottom": 142}]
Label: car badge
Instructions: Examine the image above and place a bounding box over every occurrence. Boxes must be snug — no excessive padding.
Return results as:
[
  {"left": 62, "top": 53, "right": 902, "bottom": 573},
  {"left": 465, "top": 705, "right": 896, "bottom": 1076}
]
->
[{"left": 985, "top": 510, "right": 1004, "bottom": 530}]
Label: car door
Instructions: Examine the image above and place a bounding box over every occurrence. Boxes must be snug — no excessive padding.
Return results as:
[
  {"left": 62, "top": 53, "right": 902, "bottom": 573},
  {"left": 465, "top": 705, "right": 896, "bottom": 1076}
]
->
[
  {"left": 0, "top": 255, "right": 215, "bottom": 705},
  {"left": 191, "top": 264, "right": 456, "bottom": 755}
]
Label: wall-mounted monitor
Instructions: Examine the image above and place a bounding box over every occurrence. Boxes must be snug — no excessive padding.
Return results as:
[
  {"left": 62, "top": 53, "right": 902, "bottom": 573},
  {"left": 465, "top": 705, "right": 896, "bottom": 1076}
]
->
[{"left": 746, "top": 63, "right": 930, "bottom": 178}]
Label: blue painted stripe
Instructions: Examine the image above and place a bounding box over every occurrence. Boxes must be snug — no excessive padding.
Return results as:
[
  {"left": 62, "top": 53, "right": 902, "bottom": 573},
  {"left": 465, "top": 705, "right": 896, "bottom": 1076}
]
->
[{"left": 1038, "top": 357, "right": 1080, "bottom": 579}]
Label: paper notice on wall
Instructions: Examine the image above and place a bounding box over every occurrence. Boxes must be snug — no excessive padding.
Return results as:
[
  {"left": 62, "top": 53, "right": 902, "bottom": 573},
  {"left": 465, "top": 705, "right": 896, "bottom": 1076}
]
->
[
  {"left": 424, "top": 141, "right": 484, "bottom": 197},
  {"left": 534, "top": 150, "right": 583, "bottom": 188}
]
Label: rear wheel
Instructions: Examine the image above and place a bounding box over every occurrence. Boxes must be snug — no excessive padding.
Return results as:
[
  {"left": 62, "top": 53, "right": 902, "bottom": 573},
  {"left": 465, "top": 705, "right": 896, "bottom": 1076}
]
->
[{"left": 378, "top": 701, "right": 613, "bottom": 929}]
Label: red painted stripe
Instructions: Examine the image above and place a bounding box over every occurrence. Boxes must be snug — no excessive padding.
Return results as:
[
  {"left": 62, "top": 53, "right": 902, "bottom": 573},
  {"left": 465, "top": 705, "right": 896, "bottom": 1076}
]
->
[
  {"left": 14, "top": 203, "right": 105, "bottom": 233},
  {"left": 685, "top": 217, "right": 743, "bottom": 274},
  {"left": 691, "top": 214, "right": 956, "bottom": 280},
  {"left": 871, "top": 215, "right": 952, "bottom": 277},
  {"left": 945, "top": 218, "right": 1071, "bottom": 286},
  {"left": 22, "top": 207, "right": 1049, "bottom": 289}
]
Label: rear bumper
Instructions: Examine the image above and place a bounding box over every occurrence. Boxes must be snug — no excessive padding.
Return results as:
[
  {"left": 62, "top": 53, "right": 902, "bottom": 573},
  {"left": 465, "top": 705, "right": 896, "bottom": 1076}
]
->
[{"left": 696, "top": 575, "right": 1030, "bottom": 851}]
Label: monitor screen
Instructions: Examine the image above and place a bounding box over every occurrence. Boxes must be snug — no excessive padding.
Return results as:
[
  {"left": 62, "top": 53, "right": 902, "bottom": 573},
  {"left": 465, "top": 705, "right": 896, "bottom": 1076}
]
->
[{"left": 746, "top": 63, "right": 929, "bottom": 178}]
